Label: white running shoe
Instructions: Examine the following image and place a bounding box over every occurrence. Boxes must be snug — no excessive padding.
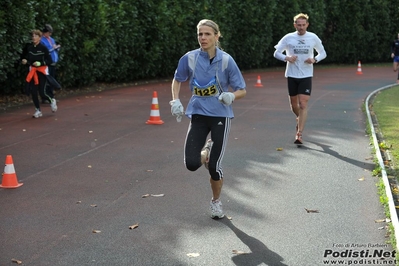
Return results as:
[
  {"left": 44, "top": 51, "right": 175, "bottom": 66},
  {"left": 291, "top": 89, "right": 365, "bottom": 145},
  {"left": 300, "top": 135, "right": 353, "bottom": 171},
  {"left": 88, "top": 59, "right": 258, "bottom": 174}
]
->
[
  {"left": 201, "top": 139, "right": 213, "bottom": 169},
  {"left": 32, "top": 109, "right": 42, "bottom": 118},
  {"left": 51, "top": 98, "right": 57, "bottom": 112},
  {"left": 210, "top": 198, "right": 224, "bottom": 219}
]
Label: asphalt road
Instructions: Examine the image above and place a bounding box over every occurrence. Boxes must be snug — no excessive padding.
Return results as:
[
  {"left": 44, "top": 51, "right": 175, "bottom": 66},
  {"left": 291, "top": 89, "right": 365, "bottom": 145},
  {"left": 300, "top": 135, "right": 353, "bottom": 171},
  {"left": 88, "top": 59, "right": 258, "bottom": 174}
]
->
[{"left": 0, "top": 65, "right": 397, "bottom": 266}]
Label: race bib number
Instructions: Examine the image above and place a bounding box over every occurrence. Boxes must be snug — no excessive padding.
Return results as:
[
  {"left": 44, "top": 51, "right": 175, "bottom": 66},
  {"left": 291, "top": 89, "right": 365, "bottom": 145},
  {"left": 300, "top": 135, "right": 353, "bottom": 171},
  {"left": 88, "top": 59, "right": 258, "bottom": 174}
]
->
[{"left": 193, "top": 85, "right": 217, "bottom": 97}]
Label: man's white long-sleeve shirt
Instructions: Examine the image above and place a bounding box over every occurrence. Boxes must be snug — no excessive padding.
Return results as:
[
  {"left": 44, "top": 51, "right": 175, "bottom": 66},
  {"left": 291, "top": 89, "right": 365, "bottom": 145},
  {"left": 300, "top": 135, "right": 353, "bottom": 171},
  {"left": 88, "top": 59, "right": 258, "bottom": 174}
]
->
[{"left": 274, "top": 31, "right": 327, "bottom": 78}]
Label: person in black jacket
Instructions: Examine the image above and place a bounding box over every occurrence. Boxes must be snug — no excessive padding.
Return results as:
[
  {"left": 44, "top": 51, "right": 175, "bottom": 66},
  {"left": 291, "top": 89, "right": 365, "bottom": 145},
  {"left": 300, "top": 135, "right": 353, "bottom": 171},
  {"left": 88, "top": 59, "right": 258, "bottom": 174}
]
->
[
  {"left": 390, "top": 33, "right": 399, "bottom": 83},
  {"left": 22, "top": 29, "right": 58, "bottom": 118}
]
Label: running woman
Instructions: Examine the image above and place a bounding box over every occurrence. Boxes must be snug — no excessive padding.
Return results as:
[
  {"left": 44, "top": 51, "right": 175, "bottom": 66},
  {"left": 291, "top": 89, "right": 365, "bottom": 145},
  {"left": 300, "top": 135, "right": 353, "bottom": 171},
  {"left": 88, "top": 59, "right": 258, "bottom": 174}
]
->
[
  {"left": 22, "top": 29, "right": 58, "bottom": 118},
  {"left": 170, "top": 19, "right": 246, "bottom": 219}
]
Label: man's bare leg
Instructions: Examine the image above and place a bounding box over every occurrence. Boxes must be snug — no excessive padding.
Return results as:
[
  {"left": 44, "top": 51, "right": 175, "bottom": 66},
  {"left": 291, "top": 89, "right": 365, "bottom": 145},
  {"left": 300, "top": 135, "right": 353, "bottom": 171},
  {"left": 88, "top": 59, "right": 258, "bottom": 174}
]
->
[
  {"left": 297, "top": 94, "right": 310, "bottom": 133},
  {"left": 289, "top": 95, "right": 300, "bottom": 131}
]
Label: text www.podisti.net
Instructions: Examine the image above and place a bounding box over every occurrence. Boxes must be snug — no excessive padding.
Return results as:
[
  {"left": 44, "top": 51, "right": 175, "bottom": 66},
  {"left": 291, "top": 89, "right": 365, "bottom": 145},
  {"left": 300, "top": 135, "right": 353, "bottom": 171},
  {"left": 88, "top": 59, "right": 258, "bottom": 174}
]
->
[{"left": 322, "top": 249, "right": 397, "bottom": 265}]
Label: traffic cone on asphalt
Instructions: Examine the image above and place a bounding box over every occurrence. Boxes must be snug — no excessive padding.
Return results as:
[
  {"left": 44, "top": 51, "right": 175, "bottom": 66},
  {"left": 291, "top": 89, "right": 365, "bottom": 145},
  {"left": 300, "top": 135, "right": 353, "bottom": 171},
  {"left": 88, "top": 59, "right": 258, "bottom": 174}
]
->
[
  {"left": 254, "top": 75, "right": 263, "bottom": 87},
  {"left": 0, "top": 155, "right": 23, "bottom": 189},
  {"left": 146, "top": 91, "right": 164, "bottom": 125},
  {"left": 356, "top": 61, "right": 363, "bottom": 75}
]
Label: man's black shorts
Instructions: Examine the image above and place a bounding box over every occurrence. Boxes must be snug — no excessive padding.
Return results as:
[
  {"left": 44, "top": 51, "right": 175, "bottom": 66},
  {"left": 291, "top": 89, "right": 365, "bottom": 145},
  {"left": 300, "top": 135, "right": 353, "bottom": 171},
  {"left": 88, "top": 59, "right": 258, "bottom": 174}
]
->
[{"left": 287, "top": 77, "right": 312, "bottom": 96}]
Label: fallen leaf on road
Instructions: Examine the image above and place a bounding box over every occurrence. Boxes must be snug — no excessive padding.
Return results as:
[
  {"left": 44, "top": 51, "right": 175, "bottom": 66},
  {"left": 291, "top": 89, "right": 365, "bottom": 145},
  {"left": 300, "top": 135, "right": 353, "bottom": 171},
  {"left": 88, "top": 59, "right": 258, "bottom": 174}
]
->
[
  {"left": 11, "top": 259, "right": 22, "bottom": 264},
  {"left": 129, "top": 223, "right": 139, "bottom": 229},
  {"left": 305, "top": 208, "right": 319, "bottom": 213},
  {"left": 151, "top": 194, "right": 165, "bottom": 197},
  {"left": 187, "top": 253, "right": 200, "bottom": 257},
  {"left": 276, "top": 147, "right": 283, "bottom": 151},
  {"left": 92, "top": 230, "right": 101, "bottom": 233},
  {"left": 232, "top": 250, "right": 249, "bottom": 255},
  {"left": 375, "top": 218, "right": 391, "bottom": 223},
  {"left": 358, "top": 177, "right": 365, "bottom": 181},
  {"left": 142, "top": 194, "right": 165, "bottom": 198},
  {"left": 90, "top": 204, "right": 97, "bottom": 207},
  {"left": 227, "top": 216, "right": 233, "bottom": 220}
]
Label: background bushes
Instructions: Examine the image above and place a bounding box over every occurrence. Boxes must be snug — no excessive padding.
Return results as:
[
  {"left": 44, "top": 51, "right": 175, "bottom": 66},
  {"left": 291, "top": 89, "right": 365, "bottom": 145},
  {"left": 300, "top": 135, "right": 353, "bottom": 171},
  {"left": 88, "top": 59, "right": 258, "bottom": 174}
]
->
[{"left": 0, "top": 0, "right": 397, "bottom": 95}]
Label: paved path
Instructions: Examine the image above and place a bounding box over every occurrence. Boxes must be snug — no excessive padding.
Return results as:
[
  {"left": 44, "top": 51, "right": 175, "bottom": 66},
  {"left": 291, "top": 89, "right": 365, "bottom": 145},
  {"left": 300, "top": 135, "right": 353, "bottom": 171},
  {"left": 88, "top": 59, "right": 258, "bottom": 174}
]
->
[{"left": 0, "top": 65, "right": 397, "bottom": 266}]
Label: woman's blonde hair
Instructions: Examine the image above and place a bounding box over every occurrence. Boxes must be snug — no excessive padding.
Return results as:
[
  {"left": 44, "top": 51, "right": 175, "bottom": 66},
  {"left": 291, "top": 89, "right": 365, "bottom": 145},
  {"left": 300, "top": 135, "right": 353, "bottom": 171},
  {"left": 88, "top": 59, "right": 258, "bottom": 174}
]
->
[
  {"left": 197, "top": 19, "right": 222, "bottom": 48},
  {"left": 31, "top": 29, "right": 42, "bottom": 37}
]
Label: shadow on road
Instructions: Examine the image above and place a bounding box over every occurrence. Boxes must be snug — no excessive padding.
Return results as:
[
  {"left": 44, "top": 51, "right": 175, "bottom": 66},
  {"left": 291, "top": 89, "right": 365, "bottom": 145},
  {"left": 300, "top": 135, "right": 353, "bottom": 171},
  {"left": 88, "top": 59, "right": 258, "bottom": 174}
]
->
[
  {"left": 302, "top": 141, "right": 375, "bottom": 170},
  {"left": 217, "top": 219, "right": 288, "bottom": 266}
]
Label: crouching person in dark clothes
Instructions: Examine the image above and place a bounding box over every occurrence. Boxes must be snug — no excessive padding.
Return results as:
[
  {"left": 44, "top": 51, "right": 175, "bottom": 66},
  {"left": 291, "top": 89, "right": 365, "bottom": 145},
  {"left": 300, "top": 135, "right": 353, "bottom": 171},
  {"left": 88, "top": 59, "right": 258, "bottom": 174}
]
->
[{"left": 22, "top": 29, "right": 58, "bottom": 118}]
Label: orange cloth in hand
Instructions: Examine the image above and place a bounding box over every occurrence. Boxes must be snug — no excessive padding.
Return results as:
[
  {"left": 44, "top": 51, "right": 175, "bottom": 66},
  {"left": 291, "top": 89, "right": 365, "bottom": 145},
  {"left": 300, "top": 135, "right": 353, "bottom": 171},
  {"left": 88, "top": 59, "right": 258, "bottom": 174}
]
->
[{"left": 26, "top": 66, "right": 48, "bottom": 85}]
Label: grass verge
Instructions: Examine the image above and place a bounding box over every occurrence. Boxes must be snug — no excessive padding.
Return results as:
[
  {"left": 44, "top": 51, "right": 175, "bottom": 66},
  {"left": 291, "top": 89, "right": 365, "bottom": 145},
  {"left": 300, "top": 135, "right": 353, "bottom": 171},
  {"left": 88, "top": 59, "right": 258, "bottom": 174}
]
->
[
  {"left": 372, "top": 86, "right": 399, "bottom": 167},
  {"left": 370, "top": 85, "right": 399, "bottom": 264}
]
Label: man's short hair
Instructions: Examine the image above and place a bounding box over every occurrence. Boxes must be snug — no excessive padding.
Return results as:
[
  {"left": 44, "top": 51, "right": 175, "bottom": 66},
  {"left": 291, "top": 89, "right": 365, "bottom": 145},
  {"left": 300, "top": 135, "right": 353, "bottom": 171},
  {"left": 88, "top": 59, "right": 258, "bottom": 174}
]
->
[
  {"left": 294, "top": 13, "right": 309, "bottom": 23},
  {"left": 42, "top": 24, "right": 53, "bottom": 33}
]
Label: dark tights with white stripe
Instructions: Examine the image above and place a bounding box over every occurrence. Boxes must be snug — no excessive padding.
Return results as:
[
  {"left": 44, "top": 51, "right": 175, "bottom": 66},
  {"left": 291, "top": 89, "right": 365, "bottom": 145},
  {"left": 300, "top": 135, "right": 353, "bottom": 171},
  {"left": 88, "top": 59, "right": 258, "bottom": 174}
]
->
[
  {"left": 29, "top": 73, "right": 52, "bottom": 110},
  {"left": 184, "top": 114, "right": 231, "bottom": 181}
]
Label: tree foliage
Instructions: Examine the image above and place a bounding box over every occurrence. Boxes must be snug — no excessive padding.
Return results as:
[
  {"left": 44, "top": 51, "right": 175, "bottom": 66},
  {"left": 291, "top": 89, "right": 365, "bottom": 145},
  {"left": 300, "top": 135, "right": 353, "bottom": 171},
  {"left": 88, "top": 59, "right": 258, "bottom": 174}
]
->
[{"left": 0, "top": 0, "right": 396, "bottom": 95}]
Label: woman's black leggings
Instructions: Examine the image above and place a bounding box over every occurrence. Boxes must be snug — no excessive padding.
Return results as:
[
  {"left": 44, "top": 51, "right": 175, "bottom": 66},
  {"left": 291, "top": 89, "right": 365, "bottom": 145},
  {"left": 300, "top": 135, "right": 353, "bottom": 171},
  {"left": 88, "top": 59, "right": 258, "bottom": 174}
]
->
[
  {"left": 30, "top": 73, "right": 52, "bottom": 109},
  {"left": 184, "top": 114, "right": 231, "bottom": 181}
]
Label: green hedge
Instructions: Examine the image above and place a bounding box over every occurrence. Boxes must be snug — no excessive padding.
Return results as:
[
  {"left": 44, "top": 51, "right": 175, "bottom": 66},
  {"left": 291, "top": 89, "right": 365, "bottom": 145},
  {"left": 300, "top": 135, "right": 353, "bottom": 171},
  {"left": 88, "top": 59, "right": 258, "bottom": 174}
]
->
[{"left": 0, "top": 0, "right": 397, "bottom": 95}]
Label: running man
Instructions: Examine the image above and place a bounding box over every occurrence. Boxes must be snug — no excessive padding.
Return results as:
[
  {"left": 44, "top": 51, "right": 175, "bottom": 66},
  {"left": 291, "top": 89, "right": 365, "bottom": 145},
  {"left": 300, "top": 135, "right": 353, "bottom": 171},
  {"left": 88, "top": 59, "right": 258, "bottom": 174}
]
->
[{"left": 273, "top": 13, "right": 327, "bottom": 144}]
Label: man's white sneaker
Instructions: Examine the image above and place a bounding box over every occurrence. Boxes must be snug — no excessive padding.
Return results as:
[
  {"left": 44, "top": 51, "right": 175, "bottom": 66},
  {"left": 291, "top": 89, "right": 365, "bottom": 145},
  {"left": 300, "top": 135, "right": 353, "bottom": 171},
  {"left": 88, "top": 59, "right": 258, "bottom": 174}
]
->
[
  {"left": 210, "top": 198, "right": 224, "bottom": 219},
  {"left": 32, "top": 109, "right": 42, "bottom": 118},
  {"left": 201, "top": 139, "right": 213, "bottom": 169},
  {"left": 51, "top": 98, "right": 57, "bottom": 112}
]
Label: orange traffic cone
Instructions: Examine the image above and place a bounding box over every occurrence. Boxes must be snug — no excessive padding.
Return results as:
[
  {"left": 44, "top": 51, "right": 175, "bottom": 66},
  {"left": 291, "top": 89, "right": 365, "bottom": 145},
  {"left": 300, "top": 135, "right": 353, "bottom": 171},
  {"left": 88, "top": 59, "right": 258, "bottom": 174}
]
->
[
  {"left": 0, "top": 155, "right": 23, "bottom": 189},
  {"left": 146, "top": 91, "right": 164, "bottom": 125},
  {"left": 356, "top": 61, "right": 363, "bottom": 75},
  {"left": 254, "top": 75, "right": 263, "bottom": 87}
]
